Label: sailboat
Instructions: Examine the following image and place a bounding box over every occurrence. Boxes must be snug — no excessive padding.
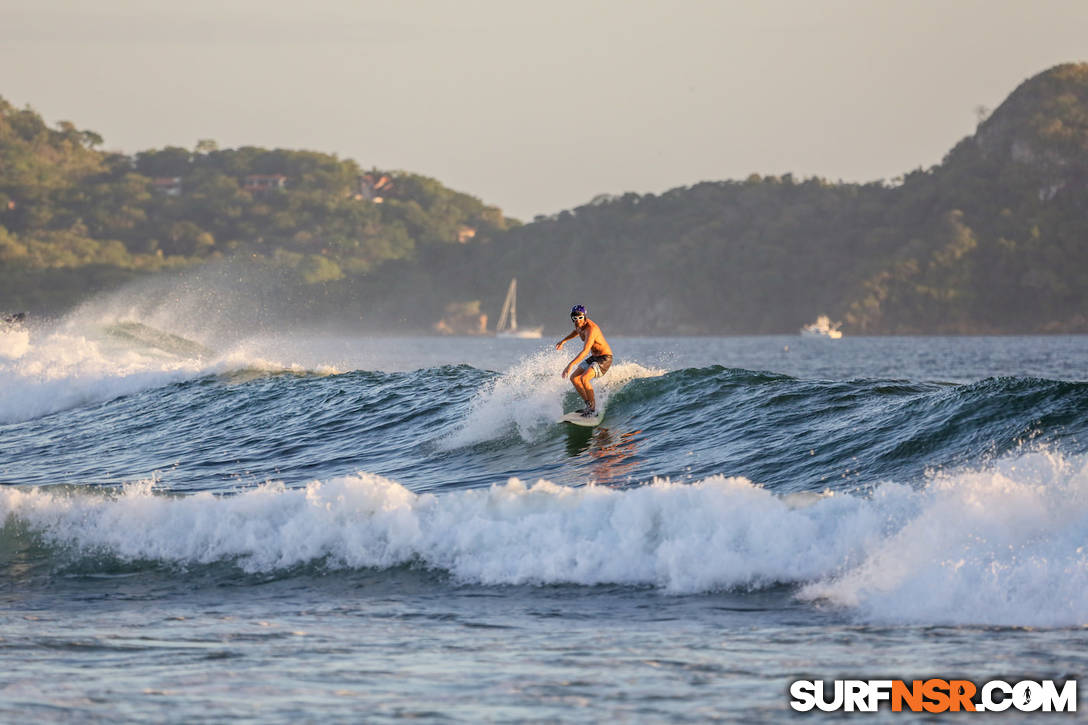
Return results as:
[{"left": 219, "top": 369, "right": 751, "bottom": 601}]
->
[{"left": 495, "top": 278, "right": 543, "bottom": 338}]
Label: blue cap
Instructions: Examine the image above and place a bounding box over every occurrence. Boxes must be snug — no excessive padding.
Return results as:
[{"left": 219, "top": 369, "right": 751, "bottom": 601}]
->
[{"left": 570, "top": 305, "right": 587, "bottom": 317}]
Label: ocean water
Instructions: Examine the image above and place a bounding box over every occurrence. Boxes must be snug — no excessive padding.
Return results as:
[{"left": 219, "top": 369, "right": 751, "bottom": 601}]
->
[{"left": 2, "top": 305, "right": 1087, "bottom": 721}]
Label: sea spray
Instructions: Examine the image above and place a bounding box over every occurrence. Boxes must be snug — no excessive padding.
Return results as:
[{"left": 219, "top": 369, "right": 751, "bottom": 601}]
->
[
  {"left": 441, "top": 349, "right": 664, "bottom": 448},
  {"left": 0, "top": 326, "right": 207, "bottom": 424},
  {"left": 0, "top": 325, "right": 30, "bottom": 360},
  {"left": 0, "top": 317, "right": 343, "bottom": 425}
]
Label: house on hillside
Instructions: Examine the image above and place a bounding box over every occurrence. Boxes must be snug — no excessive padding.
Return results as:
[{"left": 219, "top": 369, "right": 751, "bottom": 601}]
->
[
  {"left": 244, "top": 174, "right": 287, "bottom": 195},
  {"left": 354, "top": 173, "right": 392, "bottom": 202},
  {"left": 151, "top": 177, "right": 183, "bottom": 196}
]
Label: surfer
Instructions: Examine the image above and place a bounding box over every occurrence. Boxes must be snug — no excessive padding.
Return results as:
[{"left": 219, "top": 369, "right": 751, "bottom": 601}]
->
[{"left": 556, "top": 305, "right": 613, "bottom": 417}]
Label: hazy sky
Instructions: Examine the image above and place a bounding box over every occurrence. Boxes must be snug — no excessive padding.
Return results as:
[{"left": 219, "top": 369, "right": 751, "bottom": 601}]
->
[{"left": 2, "top": 0, "right": 1086, "bottom": 219}]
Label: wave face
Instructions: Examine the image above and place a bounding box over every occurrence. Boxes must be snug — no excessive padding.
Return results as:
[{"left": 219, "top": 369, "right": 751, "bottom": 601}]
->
[{"left": 2, "top": 314, "right": 1088, "bottom": 626}]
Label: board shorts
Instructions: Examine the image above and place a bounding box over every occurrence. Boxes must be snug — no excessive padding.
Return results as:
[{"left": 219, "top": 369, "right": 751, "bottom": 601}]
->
[{"left": 577, "top": 354, "right": 613, "bottom": 378}]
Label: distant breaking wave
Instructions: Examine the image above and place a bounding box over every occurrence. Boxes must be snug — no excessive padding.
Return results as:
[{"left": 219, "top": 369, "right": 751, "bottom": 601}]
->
[{"left": 0, "top": 317, "right": 339, "bottom": 425}]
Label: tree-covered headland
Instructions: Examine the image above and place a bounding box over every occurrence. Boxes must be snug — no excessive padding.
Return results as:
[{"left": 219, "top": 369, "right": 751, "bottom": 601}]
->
[
  {"left": 0, "top": 109, "right": 513, "bottom": 316},
  {"left": 1, "top": 62, "right": 1086, "bottom": 334}
]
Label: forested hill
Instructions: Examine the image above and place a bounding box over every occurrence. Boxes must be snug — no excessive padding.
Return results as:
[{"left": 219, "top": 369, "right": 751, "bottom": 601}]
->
[
  {"left": 448, "top": 62, "right": 1086, "bottom": 335},
  {"left": 0, "top": 103, "right": 515, "bottom": 313},
  {"left": 2, "top": 62, "right": 1086, "bottom": 334}
]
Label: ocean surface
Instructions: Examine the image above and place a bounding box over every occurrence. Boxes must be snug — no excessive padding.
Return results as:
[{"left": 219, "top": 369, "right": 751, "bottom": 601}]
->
[{"left": 2, "top": 302, "right": 1087, "bottom": 721}]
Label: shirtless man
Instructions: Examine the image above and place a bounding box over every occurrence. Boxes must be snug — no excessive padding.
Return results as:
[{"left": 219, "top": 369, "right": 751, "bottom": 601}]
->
[{"left": 556, "top": 305, "right": 613, "bottom": 417}]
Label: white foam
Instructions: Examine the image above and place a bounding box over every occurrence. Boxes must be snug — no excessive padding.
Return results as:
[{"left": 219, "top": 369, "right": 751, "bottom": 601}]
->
[
  {"left": 0, "top": 326, "right": 30, "bottom": 360},
  {"left": 0, "top": 320, "right": 341, "bottom": 424},
  {"left": 800, "top": 449, "right": 1088, "bottom": 626},
  {"left": 441, "top": 350, "right": 663, "bottom": 447},
  {"left": 5, "top": 449, "right": 1086, "bottom": 626},
  {"left": 0, "top": 326, "right": 206, "bottom": 424}
]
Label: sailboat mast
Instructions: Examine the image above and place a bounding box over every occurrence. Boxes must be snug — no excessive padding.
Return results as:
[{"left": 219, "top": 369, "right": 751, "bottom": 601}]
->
[
  {"left": 509, "top": 278, "right": 517, "bottom": 330},
  {"left": 494, "top": 277, "right": 541, "bottom": 338},
  {"left": 497, "top": 278, "right": 515, "bottom": 332}
]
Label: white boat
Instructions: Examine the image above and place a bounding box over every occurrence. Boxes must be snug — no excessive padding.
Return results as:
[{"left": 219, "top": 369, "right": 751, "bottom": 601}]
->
[
  {"left": 800, "top": 315, "right": 843, "bottom": 339},
  {"left": 495, "top": 278, "right": 542, "bottom": 338}
]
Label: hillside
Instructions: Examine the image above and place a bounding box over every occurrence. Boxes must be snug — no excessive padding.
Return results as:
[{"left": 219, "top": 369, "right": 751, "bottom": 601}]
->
[
  {"left": 0, "top": 100, "right": 515, "bottom": 314},
  {"left": 1, "top": 63, "right": 1086, "bottom": 334},
  {"left": 443, "top": 62, "right": 1086, "bottom": 335}
]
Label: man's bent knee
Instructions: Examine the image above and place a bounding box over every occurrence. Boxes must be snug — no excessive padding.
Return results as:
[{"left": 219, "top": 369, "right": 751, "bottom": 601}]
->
[{"left": 579, "top": 369, "right": 597, "bottom": 384}]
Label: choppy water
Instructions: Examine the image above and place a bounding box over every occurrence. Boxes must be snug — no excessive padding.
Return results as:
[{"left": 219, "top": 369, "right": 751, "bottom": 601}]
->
[{"left": 2, "top": 306, "right": 1087, "bottom": 721}]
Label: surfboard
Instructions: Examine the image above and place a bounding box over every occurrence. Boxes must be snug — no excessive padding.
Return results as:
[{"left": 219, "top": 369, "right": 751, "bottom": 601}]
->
[{"left": 561, "top": 410, "right": 603, "bottom": 427}]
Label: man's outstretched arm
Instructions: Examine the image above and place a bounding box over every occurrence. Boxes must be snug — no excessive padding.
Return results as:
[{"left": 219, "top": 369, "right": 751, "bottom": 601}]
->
[{"left": 555, "top": 329, "right": 579, "bottom": 350}]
